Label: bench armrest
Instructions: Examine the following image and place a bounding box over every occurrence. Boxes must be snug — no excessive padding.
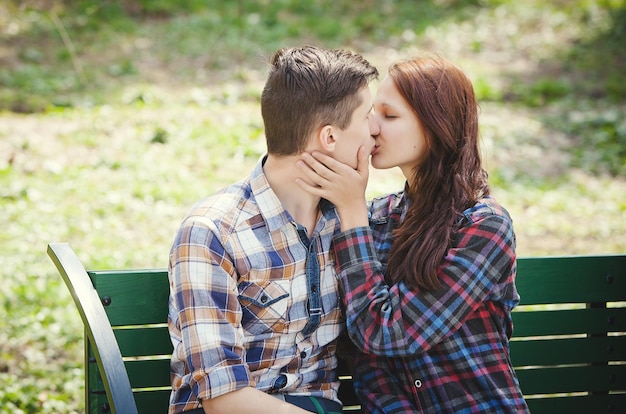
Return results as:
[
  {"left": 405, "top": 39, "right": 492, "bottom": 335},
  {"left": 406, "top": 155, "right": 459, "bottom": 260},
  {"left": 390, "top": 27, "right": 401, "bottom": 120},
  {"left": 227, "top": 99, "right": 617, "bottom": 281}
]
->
[{"left": 48, "top": 243, "right": 139, "bottom": 414}]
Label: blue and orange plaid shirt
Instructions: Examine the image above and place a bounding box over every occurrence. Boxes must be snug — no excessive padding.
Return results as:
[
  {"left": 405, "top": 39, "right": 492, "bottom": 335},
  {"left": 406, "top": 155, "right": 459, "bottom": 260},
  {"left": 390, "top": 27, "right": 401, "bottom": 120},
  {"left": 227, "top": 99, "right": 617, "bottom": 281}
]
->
[
  {"left": 168, "top": 157, "right": 344, "bottom": 413},
  {"left": 333, "top": 191, "right": 530, "bottom": 413}
]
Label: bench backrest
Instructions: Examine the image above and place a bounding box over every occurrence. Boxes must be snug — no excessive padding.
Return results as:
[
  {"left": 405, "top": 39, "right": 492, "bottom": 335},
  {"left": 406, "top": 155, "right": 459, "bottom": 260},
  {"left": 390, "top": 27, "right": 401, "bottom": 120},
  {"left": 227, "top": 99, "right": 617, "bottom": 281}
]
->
[
  {"left": 48, "top": 243, "right": 626, "bottom": 414},
  {"left": 511, "top": 256, "right": 626, "bottom": 413},
  {"left": 88, "top": 269, "right": 362, "bottom": 412},
  {"left": 86, "top": 268, "right": 171, "bottom": 413}
]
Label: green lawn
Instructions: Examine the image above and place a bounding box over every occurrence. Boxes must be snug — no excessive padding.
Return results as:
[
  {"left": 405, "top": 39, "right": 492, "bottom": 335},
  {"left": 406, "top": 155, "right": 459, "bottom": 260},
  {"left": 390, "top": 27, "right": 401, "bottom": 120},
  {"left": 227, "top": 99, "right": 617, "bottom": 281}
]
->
[{"left": 1, "top": 1, "right": 625, "bottom": 412}]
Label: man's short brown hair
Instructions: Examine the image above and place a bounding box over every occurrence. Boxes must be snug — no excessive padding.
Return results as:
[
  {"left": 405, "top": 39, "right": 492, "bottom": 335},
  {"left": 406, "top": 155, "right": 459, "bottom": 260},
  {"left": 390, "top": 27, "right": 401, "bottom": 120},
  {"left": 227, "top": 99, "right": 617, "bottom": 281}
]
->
[{"left": 261, "top": 46, "right": 378, "bottom": 155}]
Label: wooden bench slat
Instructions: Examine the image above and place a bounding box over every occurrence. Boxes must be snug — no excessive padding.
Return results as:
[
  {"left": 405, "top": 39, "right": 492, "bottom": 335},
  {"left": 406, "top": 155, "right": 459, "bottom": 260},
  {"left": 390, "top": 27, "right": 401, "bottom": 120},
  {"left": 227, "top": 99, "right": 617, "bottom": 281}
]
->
[
  {"left": 125, "top": 359, "right": 172, "bottom": 389},
  {"left": 526, "top": 393, "right": 626, "bottom": 414},
  {"left": 134, "top": 389, "right": 171, "bottom": 414},
  {"left": 114, "top": 326, "right": 173, "bottom": 357},
  {"left": 516, "top": 364, "right": 626, "bottom": 395},
  {"left": 510, "top": 335, "right": 626, "bottom": 366},
  {"left": 512, "top": 307, "right": 626, "bottom": 336},
  {"left": 88, "top": 270, "right": 169, "bottom": 326},
  {"left": 516, "top": 255, "right": 626, "bottom": 305}
]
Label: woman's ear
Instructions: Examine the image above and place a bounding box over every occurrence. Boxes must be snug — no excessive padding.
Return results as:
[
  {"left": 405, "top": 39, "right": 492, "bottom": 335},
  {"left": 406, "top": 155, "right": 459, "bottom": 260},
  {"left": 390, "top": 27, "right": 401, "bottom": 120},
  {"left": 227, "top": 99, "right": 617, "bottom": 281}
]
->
[{"left": 317, "top": 125, "right": 337, "bottom": 151}]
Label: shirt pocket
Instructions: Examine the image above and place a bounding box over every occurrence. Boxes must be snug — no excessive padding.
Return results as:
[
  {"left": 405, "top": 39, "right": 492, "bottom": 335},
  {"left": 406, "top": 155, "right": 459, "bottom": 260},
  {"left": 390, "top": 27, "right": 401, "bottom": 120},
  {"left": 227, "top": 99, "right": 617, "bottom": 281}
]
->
[{"left": 238, "top": 280, "right": 290, "bottom": 336}]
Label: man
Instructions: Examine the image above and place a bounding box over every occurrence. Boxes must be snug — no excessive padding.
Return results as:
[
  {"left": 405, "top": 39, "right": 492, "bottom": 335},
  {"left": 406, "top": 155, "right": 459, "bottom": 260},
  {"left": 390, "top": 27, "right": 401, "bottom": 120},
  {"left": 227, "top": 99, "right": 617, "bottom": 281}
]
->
[{"left": 168, "top": 45, "right": 379, "bottom": 414}]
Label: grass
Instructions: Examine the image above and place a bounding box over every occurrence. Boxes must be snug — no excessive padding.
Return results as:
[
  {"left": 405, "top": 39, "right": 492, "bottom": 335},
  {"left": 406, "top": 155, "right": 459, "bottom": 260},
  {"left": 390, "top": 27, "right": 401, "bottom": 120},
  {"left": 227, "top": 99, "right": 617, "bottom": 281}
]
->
[{"left": 1, "top": 0, "right": 625, "bottom": 412}]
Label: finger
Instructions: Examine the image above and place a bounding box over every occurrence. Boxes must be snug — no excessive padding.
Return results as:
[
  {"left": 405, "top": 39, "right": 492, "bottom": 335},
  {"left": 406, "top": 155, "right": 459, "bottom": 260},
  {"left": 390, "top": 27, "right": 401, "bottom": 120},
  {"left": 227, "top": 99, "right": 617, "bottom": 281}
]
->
[
  {"left": 310, "top": 151, "right": 345, "bottom": 173},
  {"left": 294, "top": 178, "right": 326, "bottom": 197},
  {"left": 356, "top": 146, "right": 370, "bottom": 175},
  {"left": 301, "top": 152, "right": 336, "bottom": 179},
  {"left": 296, "top": 159, "right": 331, "bottom": 185}
]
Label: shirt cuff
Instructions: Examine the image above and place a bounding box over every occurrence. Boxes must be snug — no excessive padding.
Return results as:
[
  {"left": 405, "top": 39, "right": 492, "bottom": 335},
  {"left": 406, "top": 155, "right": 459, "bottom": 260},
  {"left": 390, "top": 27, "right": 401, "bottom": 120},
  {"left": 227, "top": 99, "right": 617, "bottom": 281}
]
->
[
  {"left": 332, "top": 226, "right": 377, "bottom": 272},
  {"left": 195, "top": 364, "right": 253, "bottom": 400}
]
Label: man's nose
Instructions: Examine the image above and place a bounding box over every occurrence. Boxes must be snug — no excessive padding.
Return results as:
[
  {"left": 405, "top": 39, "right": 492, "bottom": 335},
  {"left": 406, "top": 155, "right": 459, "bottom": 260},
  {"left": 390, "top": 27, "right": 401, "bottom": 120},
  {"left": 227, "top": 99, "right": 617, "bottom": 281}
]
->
[{"left": 368, "top": 115, "right": 380, "bottom": 137}]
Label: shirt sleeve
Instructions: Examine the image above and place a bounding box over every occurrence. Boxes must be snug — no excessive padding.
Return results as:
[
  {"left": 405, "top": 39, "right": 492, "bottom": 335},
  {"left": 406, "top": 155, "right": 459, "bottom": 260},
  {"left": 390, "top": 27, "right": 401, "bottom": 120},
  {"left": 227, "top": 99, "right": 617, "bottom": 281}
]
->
[
  {"left": 333, "top": 213, "right": 516, "bottom": 357},
  {"left": 169, "top": 216, "right": 252, "bottom": 400}
]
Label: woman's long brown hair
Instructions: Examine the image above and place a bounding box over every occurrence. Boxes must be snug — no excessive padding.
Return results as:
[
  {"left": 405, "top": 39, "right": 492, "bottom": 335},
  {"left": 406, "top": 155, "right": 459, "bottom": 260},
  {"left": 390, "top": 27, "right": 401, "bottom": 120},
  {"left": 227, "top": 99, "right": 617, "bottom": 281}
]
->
[{"left": 385, "top": 55, "right": 490, "bottom": 292}]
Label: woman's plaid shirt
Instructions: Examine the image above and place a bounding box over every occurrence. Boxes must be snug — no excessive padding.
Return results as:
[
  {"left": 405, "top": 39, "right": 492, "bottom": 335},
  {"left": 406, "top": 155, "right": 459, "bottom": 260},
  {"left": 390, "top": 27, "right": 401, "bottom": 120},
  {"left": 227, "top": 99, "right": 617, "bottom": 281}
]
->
[
  {"left": 168, "top": 158, "right": 343, "bottom": 413},
  {"left": 333, "top": 192, "right": 530, "bottom": 413}
]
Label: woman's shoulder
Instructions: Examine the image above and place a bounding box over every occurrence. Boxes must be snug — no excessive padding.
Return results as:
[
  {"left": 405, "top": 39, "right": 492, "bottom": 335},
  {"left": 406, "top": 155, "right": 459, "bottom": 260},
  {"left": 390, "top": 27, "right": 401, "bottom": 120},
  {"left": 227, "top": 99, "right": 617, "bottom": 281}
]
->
[
  {"left": 460, "top": 196, "right": 513, "bottom": 227},
  {"left": 367, "top": 190, "right": 406, "bottom": 220}
]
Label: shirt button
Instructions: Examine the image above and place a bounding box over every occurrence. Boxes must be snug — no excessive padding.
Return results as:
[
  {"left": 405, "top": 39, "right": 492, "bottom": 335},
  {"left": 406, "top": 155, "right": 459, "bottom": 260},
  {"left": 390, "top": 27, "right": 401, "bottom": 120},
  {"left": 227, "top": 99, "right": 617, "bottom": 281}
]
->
[
  {"left": 300, "top": 351, "right": 307, "bottom": 359},
  {"left": 414, "top": 379, "right": 422, "bottom": 388},
  {"left": 260, "top": 295, "right": 268, "bottom": 303}
]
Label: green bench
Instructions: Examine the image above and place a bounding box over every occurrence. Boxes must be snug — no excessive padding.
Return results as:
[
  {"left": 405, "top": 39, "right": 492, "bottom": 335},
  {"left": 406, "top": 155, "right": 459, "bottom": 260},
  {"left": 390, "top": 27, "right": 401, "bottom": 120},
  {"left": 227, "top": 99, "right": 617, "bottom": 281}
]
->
[{"left": 47, "top": 242, "right": 626, "bottom": 414}]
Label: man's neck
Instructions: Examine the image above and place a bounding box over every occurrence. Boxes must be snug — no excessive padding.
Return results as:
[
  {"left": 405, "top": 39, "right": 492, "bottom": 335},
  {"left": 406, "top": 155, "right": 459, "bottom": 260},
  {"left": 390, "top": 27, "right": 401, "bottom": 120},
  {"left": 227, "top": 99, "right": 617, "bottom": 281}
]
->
[{"left": 264, "top": 153, "right": 321, "bottom": 235}]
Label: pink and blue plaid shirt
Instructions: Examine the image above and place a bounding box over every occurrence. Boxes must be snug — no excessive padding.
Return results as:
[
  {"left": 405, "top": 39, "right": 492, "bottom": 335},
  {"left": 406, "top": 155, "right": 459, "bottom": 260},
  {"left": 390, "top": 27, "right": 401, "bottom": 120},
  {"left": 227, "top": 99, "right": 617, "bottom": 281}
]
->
[
  {"left": 168, "top": 157, "right": 344, "bottom": 413},
  {"left": 333, "top": 191, "right": 530, "bottom": 413}
]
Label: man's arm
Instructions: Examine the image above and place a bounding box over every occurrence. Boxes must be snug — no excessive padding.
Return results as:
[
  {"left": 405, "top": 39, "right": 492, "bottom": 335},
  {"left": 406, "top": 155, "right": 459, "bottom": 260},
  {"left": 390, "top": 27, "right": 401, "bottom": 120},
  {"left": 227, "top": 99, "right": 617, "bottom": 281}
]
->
[
  {"left": 201, "top": 387, "right": 311, "bottom": 414},
  {"left": 170, "top": 217, "right": 253, "bottom": 402},
  {"left": 172, "top": 218, "right": 313, "bottom": 414}
]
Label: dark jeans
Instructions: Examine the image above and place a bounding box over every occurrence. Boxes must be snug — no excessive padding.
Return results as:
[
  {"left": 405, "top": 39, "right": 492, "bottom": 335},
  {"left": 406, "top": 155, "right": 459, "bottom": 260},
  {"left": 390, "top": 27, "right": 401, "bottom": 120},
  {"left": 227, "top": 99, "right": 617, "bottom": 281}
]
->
[{"left": 283, "top": 394, "right": 343, "bottom": 413}]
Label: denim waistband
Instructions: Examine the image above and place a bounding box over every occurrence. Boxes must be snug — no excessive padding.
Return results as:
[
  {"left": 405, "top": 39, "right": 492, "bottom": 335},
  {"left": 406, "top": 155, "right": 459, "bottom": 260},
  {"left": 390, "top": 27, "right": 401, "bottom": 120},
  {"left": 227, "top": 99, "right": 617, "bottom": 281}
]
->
[{"left": 276, "top": 393, "right": 343, "bottom": 414}]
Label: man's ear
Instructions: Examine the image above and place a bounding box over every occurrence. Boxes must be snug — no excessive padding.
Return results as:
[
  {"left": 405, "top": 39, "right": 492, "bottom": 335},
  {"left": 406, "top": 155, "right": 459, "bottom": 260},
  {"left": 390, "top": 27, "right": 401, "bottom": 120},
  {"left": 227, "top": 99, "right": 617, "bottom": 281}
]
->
[{"left": 317, "top": 125, "right": 337, "bottom": 151}]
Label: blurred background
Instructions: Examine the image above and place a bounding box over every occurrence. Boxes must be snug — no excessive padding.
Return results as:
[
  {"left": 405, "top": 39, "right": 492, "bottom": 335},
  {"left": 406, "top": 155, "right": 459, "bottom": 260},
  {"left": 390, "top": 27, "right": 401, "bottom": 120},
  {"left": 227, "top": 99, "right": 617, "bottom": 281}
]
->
[{"left": 1, "top": 0, "right": 624, "bottom": 412}]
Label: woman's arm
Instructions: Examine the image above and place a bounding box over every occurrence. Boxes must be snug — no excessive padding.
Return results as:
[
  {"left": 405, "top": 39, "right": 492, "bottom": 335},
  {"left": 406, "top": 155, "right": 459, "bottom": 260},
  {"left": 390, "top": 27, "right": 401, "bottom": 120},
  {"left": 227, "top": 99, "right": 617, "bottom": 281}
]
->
[
  {"left": 335, "top": 212, "right": 516, "bottom": 357},
  {"left": 296, "top": 149, "right": 516, "bottom": 356}
]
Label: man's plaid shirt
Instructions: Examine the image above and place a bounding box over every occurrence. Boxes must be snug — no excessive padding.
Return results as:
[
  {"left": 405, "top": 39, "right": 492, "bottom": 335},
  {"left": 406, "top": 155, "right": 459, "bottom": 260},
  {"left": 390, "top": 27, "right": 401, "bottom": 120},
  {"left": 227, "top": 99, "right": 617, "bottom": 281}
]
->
[
  {"left": 333, "top": 191, "right": 530, "bottom": 413},
  {"left": 168, "top": 157, "right": 343, "bottom": 413}
]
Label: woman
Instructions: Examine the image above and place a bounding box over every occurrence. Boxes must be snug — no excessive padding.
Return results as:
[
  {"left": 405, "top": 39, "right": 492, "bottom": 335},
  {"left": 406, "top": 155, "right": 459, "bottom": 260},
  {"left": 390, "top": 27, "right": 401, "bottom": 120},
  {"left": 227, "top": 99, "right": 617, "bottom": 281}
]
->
[{"left": 296, "top": 55, "right": 529, "bottom": 413}]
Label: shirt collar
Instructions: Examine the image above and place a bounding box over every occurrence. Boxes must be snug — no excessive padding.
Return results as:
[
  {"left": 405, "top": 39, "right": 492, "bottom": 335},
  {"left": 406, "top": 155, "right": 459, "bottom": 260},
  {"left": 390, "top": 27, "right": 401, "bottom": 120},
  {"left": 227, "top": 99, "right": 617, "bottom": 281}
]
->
[{"left": 249, "top": 155, "right": 338, "bottom": 233}]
